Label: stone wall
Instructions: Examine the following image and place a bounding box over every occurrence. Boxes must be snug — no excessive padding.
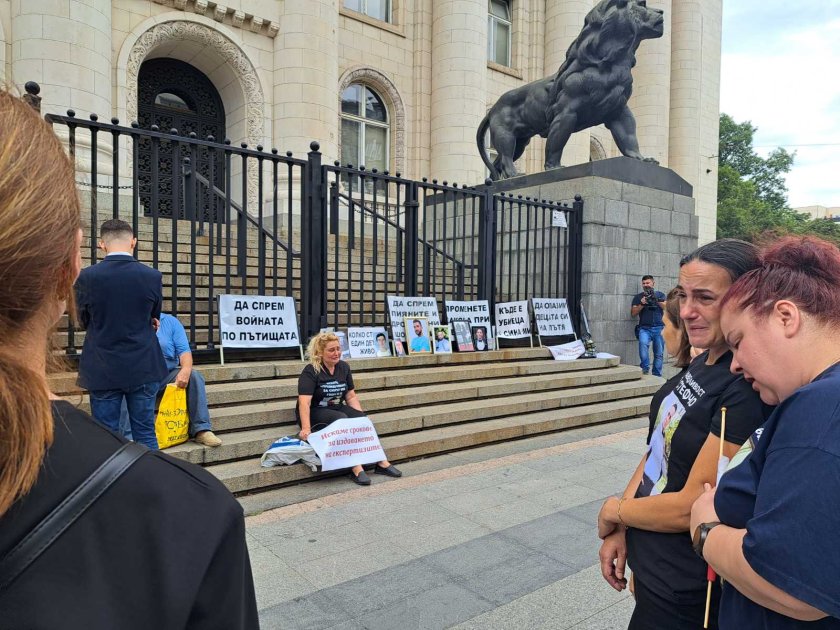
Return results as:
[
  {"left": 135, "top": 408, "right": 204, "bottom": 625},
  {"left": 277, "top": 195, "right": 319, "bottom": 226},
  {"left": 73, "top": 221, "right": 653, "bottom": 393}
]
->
[{"left": 488, "top": 158, "right": 699, "bottom": 364}]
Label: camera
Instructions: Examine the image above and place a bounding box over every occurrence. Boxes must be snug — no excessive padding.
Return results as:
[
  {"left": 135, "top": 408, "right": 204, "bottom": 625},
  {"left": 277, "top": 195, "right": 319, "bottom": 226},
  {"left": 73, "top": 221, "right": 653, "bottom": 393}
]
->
[{"left": 643, "top": 287, "right": 659, "bottom": 308}]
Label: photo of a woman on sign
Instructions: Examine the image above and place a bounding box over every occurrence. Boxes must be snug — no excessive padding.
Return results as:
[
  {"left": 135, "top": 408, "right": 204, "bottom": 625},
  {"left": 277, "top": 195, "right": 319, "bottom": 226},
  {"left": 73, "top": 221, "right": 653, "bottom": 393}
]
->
[
  {"left": 405, "top": 317, "right": 431, "bottom": 354},
  {"left": 375, "top": 332, "right": 391, "bottom": 357},
  {"left": 472, "top": 325, "right": 489, "bottom": 351}
]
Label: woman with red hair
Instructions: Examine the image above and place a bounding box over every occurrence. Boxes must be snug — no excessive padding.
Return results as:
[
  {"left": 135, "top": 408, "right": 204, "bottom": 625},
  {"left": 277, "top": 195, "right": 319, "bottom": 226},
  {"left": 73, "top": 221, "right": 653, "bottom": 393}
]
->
[{"left": 691, "top": 236, "right": 840, "bottom": 628}]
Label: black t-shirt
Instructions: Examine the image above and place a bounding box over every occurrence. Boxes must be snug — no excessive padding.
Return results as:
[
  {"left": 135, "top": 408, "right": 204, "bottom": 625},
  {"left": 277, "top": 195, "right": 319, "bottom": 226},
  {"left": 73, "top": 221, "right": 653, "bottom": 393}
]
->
[
  {"left": 626, "top": 351, "right": 773, "bottom": 604},
  {"left": 632, "top": 290, "right": 667, "bottom": 328},
  {"left": 297, "top": 361, "right": 355, "bottom": 409},
  {"left": 0, "top": 402, "right": 259, "bottom": 630},
  {"left": 715, "top": 363, "right": 840, "bottom": 629}
]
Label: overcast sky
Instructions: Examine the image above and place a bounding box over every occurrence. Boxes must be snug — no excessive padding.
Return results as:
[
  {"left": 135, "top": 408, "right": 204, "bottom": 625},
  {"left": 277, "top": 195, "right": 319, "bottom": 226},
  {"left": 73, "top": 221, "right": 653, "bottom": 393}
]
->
[{"left": 721, "top": 0, "right": 840, "bottom": 208}]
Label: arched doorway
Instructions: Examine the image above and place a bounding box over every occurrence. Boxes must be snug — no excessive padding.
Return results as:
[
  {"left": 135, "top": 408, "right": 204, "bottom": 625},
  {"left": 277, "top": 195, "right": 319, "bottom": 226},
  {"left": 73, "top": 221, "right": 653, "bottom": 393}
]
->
[{"left": 137, "top": 58, "right": 226, "bottom": 220}]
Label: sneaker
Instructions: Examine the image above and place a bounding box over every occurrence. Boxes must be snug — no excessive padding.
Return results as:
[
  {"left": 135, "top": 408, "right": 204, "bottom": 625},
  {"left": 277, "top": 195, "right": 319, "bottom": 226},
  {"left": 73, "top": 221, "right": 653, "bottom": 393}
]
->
[{"left": 194, "top": 430, "right": 222, "bottom": 447}]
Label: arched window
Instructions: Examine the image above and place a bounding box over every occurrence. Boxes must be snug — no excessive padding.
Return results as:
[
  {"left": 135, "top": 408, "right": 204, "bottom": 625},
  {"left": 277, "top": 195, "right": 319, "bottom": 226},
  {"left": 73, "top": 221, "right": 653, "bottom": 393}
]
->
[{"left": 340, "top": 84, "right": 389, "bottom": 173}]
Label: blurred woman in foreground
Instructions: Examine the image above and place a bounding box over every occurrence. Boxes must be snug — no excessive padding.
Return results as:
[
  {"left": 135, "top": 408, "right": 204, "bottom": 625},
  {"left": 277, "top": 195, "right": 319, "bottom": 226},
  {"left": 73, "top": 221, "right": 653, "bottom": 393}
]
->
[{"left": 692, "top": 236, "right": 840, "bottom": 628}]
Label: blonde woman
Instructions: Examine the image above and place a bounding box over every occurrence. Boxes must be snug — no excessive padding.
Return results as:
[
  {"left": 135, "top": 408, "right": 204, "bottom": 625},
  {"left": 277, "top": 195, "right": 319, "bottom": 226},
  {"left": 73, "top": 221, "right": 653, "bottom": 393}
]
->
[{"left": 297, "top": 332, "right": 402, "bottom": 485}]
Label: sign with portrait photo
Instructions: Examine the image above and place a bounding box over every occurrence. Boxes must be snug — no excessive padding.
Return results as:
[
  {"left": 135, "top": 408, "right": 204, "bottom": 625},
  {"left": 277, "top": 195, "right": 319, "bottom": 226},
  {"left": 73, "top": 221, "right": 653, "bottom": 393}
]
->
[
  {"left": 451, "top": 319, "right": 474, "bottom": 352},
  {"left": 386, "top": 296, "right": 441, "bottom": 341},
  {"left": 432, "top": 325, "right": 453, "bottom": 354},
  {"left": 404, "top": 317, "right": 432, "bottom": 354},
  {"left": 445, "top": 300, "right": 493, "bottom": 342},
  {"left": 347, "top": 327, "right": 391, "bottom": 359}
]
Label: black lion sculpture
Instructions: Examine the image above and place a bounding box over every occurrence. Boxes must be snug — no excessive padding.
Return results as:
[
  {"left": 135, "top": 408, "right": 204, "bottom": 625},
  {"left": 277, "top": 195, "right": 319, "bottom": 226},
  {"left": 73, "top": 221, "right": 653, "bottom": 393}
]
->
[{"left": 477, "top": 0, "right": 664, "bottom": 180}]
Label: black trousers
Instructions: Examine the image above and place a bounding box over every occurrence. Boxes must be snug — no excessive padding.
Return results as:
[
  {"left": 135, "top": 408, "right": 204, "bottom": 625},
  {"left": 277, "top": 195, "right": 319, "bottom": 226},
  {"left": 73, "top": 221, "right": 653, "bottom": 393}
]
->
[
  {"left": 305, "top": 405, "right": 367, "bottom": 432},
  {"left": 628, "top": 574, "right": 720, "bottom": 630}
]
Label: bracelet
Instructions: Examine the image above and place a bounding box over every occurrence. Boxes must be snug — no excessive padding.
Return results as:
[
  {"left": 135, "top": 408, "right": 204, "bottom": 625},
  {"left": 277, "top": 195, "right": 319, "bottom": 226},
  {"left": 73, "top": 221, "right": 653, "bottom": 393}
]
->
[{"left": 617, "top": 497, "right": 628, "bottom": 527}]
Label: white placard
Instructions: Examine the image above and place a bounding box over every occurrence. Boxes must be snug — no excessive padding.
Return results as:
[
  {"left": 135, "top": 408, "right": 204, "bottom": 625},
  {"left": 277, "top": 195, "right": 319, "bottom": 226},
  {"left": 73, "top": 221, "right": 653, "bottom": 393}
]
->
[
  {"left": 347, "top": 327, "right": 391, "bottom": 359},
  {"left": 218, "top": 295, "right": 300, "bottom": 348},
  {"left": 494, "top": 300, "right": 532, "bottom": 339},
  {"left": 306, "top": 417, "right": 386, "bottom": 472},
  {"left": 548, "top": 340, "right": 586, "bottom": 361},
  {"left": 445, "top": 300, "right": 493, "bottom": 340},
  {"left": 386, "top": 296, "right": 441, "bottom": 341},
  {"left": 532, "top": 298, "right": 575, "bottom": 337},
  {"left": 552, "top": 209, "right": 568, "bottom": 228}
]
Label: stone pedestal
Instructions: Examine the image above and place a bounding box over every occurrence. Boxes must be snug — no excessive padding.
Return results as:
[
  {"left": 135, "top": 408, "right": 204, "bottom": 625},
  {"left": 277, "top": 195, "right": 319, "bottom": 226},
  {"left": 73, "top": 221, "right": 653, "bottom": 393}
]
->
[{"left": 487, "top": 158, "right": 698, "bottom": 363}]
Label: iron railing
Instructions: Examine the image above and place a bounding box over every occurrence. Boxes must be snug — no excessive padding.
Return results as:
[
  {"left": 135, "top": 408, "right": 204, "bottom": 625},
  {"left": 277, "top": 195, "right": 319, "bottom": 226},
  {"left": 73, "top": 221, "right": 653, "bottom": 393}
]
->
[{"left": 45, "top": 104, "right": 583, "bottom": 358}]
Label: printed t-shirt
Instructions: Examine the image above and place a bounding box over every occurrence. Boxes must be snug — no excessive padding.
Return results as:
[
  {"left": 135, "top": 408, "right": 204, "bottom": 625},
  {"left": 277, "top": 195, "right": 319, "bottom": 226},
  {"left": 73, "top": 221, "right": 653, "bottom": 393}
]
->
[
  {"left": 714, "top": 363, "right": 840, "bottom": 629},
  {"left": 626, "top": 350, "right": 772, "bottom": 604},
  {"left": 298, "top": 361, "right": 355, "bottom": 409},
  {"left": 632, "top": 290, "right": 667, "bottom": 328}
]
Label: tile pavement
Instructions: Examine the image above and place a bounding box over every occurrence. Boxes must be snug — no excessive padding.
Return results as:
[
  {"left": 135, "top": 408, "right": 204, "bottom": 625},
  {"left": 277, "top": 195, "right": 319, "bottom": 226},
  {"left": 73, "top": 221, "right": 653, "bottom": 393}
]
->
[{"left": 246, "top": 418, "right": 647, "bottom": 629}]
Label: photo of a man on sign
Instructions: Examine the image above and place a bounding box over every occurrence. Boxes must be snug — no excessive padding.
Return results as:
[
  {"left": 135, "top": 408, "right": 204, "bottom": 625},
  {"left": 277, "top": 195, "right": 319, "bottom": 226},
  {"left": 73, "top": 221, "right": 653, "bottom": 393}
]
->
[{"left": 406, "top": 317, "right": 431, "bottom": 354}]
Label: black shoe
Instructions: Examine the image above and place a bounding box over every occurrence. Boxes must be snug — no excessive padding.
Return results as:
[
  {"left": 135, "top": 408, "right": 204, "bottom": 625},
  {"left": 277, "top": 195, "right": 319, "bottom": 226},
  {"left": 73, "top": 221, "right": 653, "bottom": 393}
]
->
[
  {"left": 642, "top": 369, "right": 650, "bottom": 375},
  {"left": 374, "top": 464, "right": 402, "bottom": 478},
  {"left": 350, "top": 470, "right": 371, "bottom": 485}
]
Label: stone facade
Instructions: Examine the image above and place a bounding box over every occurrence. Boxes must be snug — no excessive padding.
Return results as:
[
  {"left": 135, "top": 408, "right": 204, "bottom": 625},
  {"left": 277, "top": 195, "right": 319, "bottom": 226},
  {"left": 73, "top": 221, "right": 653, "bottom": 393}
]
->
[{"left": 0, "top": 0, "right": 721, "bottom": 242}]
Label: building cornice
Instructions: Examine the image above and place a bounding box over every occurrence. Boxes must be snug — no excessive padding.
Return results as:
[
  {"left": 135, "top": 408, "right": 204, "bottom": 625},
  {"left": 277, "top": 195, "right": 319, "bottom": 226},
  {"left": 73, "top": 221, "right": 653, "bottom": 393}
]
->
[{"left": 151, "top": 0, "right": 279, "bottom": 38}]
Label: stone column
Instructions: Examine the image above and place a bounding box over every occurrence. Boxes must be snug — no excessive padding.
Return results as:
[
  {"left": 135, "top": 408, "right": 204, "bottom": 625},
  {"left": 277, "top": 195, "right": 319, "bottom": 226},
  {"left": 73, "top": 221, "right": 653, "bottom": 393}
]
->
[
  {"left": 543, "top": 0, "right": 591, "bottom": 166},
  {"left": 11, "top": 0, "right": 112, "bottom": 117},
  {"left": 628, "top": 0, "right": 672, "bottom": 166},
  {"left": 430, "top": 0, "right": 486, "bottom": 184},
  {"left": 669, "top": 0, "right": 720, "bottom": 244},
  {"left": 273, "top": 0, "right": 339, "bottom": 162}
]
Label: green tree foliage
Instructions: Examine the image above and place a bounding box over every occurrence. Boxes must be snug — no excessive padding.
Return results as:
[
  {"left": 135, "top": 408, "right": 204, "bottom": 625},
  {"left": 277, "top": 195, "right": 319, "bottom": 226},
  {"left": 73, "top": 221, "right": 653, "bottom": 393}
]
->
[{"left": 716, "top": 113, "right": 840, "bottom": 245}]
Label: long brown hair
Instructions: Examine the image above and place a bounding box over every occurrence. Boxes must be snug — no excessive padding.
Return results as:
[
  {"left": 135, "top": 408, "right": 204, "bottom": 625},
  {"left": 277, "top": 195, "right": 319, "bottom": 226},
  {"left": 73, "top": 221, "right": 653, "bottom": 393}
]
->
[
  {"left": 665, "top": 288, "right": 692, "bottom": 368},
  {"left": 0, "top": 89, "right": 81, "bottom": 516}
]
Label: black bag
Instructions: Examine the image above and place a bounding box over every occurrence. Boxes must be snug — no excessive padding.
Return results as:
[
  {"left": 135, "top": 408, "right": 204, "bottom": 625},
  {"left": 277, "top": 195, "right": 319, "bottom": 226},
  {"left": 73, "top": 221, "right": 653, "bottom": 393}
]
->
[
  {"left": 0, "top": 441, "right": 145, "bottom": 593},
  {"left": 634, "top": 324, "right": 640, "bottom": 340}
]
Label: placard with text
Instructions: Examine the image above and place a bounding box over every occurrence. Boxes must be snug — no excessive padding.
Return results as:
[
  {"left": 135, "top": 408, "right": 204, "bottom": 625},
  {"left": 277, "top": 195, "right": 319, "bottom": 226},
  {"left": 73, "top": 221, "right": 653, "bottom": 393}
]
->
[
  {"left": 386, "top": 296, "right": 441, "bottom": 341},
  {"left": 494, "top": 300, "right": 532, "bottom": 339},
  {"left": 531, "top": 298, "right": 574, "bottom": 337},
  {"left": 218, "top": 295, "right": 300, "bottom": 348}
]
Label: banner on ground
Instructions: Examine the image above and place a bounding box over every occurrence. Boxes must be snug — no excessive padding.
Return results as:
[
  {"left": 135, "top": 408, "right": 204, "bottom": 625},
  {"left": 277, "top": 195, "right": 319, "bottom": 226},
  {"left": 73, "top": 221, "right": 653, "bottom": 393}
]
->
[
  {"left": 494, "top": 300, "right": 531, "bottom": 339},
  {"left": 445, "top": 300, "right": 493, "bottom": 340},
  {"left": 548, "top": 340, "right": 586, "bottom": 361},
  {"left": 386, "top": 296, "right": 441, "bottom": 341},
  {"left": 307, "top": 416, "right": 386, "bottom": 472},
  {"left": 531, "top": 298, "right": 574, "bottom": 337},
  {"left": 218, "top": 295, "right": 300, "bottom": 348},
  {"left": 347, "top": 327, "right": 391, "bottom": 359}
]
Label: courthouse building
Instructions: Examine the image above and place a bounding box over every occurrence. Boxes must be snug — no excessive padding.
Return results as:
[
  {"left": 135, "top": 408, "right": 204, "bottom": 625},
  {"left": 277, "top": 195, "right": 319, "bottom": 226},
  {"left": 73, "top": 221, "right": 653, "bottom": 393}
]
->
[{"left": 0, "top": 0, "right": 722, "bottom": 243}]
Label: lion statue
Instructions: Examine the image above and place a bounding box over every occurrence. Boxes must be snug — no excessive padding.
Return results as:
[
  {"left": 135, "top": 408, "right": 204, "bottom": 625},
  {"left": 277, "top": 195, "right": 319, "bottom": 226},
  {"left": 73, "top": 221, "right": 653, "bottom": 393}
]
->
[{"left": 477, "top": 0, "right": 664, "bottom": 180}]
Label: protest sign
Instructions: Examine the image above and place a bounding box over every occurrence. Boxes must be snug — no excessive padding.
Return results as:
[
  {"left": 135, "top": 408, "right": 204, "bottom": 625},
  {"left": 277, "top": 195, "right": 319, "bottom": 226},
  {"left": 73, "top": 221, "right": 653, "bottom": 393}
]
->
[
  {"left": 386, "top": 296, "right": 441, "bottom": 341},
  {"left": 494, "top": 300, "right": 532, "bottom": 339},
  {"left": 218, "top": 295, "right": 300, "bottom": 348},
  {"left": 347, "top": 327, "right": 391, "bottom": 358},
  {"left": 445, "top": 300, "right": 492, "bottom": 340},
  {"left": 531, "top": 298, "right": 575, "bottom": 337},
  {"left": 548, "top": 339, "right": 586, "bottom": 361},
  {"left": 307, "top": 416, "right": 386, "bottom": 472}
]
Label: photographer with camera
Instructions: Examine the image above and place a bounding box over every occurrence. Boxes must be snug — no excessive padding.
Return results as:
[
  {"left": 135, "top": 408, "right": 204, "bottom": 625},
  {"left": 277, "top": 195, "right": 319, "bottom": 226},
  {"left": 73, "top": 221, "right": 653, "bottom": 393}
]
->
[{"left": 631, "top": 275, "right": 667, "bottom": 376}]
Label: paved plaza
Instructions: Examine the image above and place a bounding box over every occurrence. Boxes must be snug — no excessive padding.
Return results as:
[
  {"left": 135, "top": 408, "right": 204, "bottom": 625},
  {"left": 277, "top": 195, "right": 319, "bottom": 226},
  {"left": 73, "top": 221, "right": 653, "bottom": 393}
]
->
[{"left": 245, "top": 418, "right": 646, "bottom": 629}]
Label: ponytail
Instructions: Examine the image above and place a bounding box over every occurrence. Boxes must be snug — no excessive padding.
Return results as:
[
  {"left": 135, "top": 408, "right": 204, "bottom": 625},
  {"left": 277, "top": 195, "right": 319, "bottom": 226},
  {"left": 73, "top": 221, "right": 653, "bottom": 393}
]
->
[{"left": 0, "top": 352, "right": 54, "bottom": 515}]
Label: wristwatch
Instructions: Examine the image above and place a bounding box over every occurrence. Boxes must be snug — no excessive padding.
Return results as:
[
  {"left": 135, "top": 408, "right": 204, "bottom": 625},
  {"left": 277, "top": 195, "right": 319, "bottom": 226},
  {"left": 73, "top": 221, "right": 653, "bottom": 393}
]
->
[{"left": 692, "top": 521, "right": 722, "bottom": 558}]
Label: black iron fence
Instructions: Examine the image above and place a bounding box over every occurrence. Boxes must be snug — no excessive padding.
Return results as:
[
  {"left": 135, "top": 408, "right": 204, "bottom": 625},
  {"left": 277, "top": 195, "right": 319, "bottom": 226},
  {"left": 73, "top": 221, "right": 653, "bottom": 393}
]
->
[{"left": 46, "top": 106, "right": 583, "bottom": 358}]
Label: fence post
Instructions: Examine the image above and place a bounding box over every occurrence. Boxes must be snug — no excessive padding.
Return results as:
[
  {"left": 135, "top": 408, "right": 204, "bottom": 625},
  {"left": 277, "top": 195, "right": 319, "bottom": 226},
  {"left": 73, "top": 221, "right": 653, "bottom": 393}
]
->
[
  {"left": 567, "top": 195, "right": 585, "bottom": 335},
  {"left": 403, "top": 181, "right": 419, "bottom": 295},
  {"left": 477, "top": 179, "right": 497, "bottom": 305},
  {"left": 301, "top": 141, "right": 328, "bottom": 341}
]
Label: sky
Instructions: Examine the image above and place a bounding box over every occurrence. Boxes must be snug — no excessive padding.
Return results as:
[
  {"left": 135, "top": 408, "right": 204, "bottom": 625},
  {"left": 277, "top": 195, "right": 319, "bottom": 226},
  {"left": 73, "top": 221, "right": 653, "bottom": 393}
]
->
[{"left": 721, "top": 0, "right": 840, "bottom": 209}]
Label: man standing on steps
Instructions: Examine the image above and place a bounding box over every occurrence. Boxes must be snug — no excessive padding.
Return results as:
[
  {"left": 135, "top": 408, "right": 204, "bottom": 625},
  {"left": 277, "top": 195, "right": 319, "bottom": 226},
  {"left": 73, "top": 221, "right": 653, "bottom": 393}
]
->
[
  {"left": 630, "top": 274, "right": 667, "bottom": 376},
  {"left": 75, "top": 219, "right": 168, "bottom": 449}
]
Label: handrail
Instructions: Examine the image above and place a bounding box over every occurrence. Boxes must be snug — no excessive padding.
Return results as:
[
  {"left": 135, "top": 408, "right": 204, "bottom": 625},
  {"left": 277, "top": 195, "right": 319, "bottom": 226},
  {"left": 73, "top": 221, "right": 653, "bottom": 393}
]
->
[
  {"left": 335, "top": 190, "right": 466, "bottom": 270},
  {"left": 192, "top": 170, "right": 300, "bottom": 257}
]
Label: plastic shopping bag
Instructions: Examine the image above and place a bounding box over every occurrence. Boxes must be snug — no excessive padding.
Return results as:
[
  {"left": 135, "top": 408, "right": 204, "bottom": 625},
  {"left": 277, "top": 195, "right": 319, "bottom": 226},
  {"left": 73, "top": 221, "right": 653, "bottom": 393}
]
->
[
  {"left": 261, "top": 436, "right": 321, "bottom": 471},
  {"left": 154, "top": 384, "right": 190, "bottom": 449}
]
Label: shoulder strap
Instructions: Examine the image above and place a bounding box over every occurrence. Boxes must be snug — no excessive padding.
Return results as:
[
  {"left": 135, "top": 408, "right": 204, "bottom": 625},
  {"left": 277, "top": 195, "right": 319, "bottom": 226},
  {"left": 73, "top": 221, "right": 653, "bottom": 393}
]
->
[{"left": 0, "top": 441, "right": 146, "bottom": 592}]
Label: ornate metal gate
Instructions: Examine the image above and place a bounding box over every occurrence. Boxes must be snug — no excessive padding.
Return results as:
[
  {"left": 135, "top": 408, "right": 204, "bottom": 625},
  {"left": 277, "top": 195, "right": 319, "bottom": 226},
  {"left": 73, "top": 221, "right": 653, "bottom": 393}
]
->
[{"left": 137, "top": 58, "right": 226, "bottom": 221}]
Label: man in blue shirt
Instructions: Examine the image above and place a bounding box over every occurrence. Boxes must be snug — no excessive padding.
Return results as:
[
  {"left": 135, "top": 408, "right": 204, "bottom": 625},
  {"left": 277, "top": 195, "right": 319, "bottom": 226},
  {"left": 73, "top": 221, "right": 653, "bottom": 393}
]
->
[
  {"left": 121, "top": 313, "right": 221, "bottom": 446},
  {"left": 630, "top": 275, "right": 667, "bottom": 376},
  {"left": 408, "top": 319, "right": 431, "bottom": 353}
]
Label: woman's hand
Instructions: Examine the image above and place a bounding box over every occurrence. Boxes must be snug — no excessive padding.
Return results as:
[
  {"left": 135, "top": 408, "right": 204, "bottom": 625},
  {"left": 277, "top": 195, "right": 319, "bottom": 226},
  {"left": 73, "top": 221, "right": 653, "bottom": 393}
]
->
[
  {"left": 599, "top": 528, "right": 628, "bottom": 592},
  {"left": 598, "top": 496, "right": 621, "bottom": 539},
  {"left": 690, "top": 483, "right": 719, "bottom": 538},
  {"left": 299, "top": 428, "right": 311, "bottom": 441}
]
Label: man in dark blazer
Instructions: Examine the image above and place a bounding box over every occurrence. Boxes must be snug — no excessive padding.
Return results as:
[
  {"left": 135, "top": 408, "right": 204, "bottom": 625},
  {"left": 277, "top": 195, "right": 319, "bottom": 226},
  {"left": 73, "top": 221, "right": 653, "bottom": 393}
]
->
[{"left": 75, "top": 219, "right": 168, "bottom": 449}]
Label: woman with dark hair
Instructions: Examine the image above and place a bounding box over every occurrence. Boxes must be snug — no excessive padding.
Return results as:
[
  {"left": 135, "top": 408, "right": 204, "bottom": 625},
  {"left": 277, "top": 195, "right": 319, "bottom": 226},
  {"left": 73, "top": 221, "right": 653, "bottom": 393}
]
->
[
  {"left": 598, "top": 239, "right": 772, "bottom": 629},
  {"left": 691, "top": 236, "right": 840, "bottom": 628},
  {"left": 297, "top": 332, "right": 402, "bottom": 485},
  {"left": 0, "top": 90, "right": 258, "bottom": 627}
]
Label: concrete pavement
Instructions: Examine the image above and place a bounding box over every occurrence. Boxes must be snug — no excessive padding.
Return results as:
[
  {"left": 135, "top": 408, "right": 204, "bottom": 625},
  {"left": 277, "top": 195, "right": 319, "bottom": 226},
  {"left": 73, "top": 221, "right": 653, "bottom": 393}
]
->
[{"left": 245, "top": 417, "right": 646, "bottom": 629}]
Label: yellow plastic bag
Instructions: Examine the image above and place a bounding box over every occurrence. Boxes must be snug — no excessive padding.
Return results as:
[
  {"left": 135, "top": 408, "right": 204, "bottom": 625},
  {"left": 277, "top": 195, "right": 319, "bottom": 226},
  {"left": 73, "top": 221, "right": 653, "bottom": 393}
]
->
[{"left": 155, "top": 384, "right": 189, "bottom": 449}]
